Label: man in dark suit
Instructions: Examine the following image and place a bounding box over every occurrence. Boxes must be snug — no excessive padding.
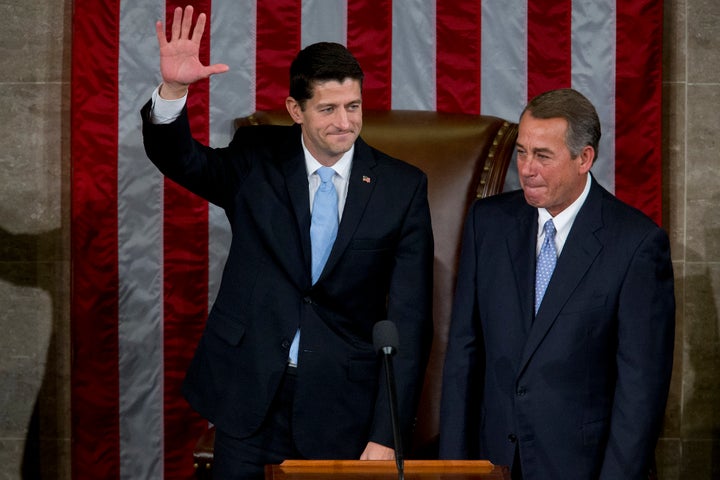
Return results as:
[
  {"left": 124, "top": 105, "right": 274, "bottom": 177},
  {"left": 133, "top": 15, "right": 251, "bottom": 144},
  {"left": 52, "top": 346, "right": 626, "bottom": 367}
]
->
[
  {"left": 439, "top": 88, "right": 675, "bottom": 479},
  {"left": 141, "top": 6, "right": 433, "bottom": 478}
]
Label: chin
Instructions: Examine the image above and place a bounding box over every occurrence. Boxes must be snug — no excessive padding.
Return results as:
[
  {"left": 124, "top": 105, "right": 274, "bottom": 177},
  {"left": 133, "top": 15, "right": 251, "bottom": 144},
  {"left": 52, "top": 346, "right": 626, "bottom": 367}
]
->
[
  {"left": 523, "top": 192, "right": 542, "bottom": 208},
  {"left": 332, "top": 143, "right": 354, "bottom": 155}
]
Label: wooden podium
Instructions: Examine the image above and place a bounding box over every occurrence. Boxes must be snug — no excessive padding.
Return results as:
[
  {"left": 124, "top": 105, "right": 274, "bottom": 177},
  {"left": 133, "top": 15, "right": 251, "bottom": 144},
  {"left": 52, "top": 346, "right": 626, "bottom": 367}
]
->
[{"left": 265, "top": 460, "right": 511, "bottom": 479}]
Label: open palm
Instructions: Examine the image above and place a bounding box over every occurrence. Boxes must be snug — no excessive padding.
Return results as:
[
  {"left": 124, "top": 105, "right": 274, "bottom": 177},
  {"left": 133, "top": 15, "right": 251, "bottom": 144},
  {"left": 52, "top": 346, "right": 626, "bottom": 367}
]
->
[{"left": 155, "top": 5, "right": 228, "bottom": 94}]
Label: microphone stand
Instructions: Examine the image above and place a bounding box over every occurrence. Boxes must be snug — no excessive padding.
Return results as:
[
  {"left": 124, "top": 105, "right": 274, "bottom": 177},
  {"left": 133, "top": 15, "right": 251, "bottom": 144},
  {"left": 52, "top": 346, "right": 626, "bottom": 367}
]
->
[{"left": 381, "top": 345, "right": 404, "bottom": 480}]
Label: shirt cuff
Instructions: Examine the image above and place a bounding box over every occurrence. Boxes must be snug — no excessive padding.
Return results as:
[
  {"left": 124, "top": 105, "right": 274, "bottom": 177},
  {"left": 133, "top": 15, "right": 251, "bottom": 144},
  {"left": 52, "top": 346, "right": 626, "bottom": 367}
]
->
[{"left": 150, "top": 84, "right": 187, "bottom": 124}]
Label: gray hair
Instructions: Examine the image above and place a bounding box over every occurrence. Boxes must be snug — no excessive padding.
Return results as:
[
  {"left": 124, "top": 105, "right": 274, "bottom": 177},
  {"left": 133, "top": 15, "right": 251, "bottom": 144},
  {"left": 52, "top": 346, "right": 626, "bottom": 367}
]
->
[{"left": 521, "top": 88, "right": 601, "bottom": 160}]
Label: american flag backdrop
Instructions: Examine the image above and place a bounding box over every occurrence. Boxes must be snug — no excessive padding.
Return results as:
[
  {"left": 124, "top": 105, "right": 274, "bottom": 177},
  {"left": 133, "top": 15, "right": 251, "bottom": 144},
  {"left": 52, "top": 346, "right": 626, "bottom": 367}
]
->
[{"left": 70, "top": 0, "right": 663, "bottom": 478}]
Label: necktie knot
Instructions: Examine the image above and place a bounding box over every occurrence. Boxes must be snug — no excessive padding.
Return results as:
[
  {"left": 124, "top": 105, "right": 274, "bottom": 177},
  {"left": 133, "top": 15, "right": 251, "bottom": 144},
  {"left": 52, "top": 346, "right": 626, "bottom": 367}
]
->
[
  {"left": 317, "top": 166, "right": 335, "bottom": 187},
  {"left": 543, "top": 219, "right": 556, "bottom": 238}
]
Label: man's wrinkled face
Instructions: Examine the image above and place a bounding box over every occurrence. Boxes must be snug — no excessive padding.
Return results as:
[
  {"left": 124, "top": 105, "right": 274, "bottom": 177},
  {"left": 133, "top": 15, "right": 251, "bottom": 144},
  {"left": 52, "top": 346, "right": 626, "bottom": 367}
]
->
[{"left": 516, "top": 112, "right": 594, "bottom": 216}]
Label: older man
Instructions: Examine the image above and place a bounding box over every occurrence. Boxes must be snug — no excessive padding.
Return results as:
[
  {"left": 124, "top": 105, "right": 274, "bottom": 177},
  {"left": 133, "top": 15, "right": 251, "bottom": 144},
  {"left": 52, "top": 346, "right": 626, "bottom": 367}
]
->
[{"left": 439, "top": 88, "right": 675, "bottom": 480}]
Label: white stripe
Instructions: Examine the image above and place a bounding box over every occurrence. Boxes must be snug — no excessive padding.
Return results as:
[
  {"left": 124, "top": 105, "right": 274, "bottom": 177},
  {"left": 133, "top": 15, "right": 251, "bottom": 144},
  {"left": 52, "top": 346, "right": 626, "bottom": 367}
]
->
[
  {"left": 117, "top": 0, "right": 165, "bottom": 478},
  {"left": 481, "top": 0, "right": 528, "bottom": 119},
  {"left": 481, "top": 0, "right": 528, "bottom": 191},
  {"left": 572, "top": 0, "right": 616, "bottom": 193},
  {"left": 392, "top": 0, "right": 436, "bottom": 110},
  {"left": 302, "top": 0, "right": 347, "bottom": 46},
  {"left": 209, "top": 0, "right": 257, "bottom": 309}
]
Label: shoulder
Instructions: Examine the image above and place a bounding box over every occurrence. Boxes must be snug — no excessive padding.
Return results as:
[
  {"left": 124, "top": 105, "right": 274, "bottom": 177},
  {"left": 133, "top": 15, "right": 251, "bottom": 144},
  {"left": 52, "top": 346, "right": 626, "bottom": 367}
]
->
[
  {"left": 227, "top": 124, "right": 303, "bottom": 172},
  {"left": 230, "top": 123, "right": 298, "bottom": 148},
  {"left": 458, "top": 190, "right": 534, "bottom": 244},
  {"left": 356, "top": 137, "right": 428, "bottom": 181},
  {"left": 594, "top": 181, "right": 664, "bottom": 236},
  {"left": 470, "top": 189, "right": 531, "bottom": 221},
  {"left": 576, "top": 181, "right": 671, "bottom": 258}
]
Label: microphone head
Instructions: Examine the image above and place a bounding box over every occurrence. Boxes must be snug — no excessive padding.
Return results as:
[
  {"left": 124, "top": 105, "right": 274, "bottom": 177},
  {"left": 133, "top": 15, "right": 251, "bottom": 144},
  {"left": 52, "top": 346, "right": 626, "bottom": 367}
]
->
[{"left": 373, "top": 320, "right": 399, "bottom": 354}]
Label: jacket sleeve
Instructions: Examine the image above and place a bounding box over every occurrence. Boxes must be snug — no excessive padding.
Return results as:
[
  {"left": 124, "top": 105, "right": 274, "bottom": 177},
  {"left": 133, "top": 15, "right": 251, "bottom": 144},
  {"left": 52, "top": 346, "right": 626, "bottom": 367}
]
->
[
  {"left": 368, "top": 171, "right": 434, "bottom": 449},
  {"left": 141, "top": 99, "right": 247, "bottom": 209},
  {"left": 438, "top": 203, "right": 484, "bottom": 459},
  {"left": 599, "top": 226, "right": 675, "bottom": 479}
]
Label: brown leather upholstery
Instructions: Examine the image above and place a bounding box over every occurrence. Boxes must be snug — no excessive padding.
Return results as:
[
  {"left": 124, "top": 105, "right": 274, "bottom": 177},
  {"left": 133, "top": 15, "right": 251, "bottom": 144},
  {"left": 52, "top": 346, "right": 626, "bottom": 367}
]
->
[{"left": 193, "top": 110, "right": 518, "bottom": 476}]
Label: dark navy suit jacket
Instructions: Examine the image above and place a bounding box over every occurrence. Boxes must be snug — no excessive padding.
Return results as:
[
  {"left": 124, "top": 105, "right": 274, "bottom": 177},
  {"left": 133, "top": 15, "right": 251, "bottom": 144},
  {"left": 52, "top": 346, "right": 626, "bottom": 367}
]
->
[
  {"left": 141, "top": 102, "right": 434, "bottom": 458},
  {"left": 439, "top": 178, "right": 674, "bottom": 479}
]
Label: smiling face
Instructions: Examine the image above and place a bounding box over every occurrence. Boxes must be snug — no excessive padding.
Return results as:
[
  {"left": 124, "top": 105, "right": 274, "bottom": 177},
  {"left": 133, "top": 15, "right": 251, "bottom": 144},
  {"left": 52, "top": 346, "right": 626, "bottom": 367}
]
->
[
  {"left": 516, "top": 112, "right": 594, "bottom": 216},
  {"left": 285, "top": 78, "right": 362, "bottom": 166}
]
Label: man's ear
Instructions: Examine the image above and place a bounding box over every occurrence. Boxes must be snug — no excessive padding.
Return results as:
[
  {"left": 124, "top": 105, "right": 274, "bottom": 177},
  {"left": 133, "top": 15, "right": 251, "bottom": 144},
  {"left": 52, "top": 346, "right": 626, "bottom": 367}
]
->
[
  {"left": 578, "top": 145, "right": 595, "bottom": 174},
  {"left": 285, "top": 97, "right": 303, "bottom": 124}
]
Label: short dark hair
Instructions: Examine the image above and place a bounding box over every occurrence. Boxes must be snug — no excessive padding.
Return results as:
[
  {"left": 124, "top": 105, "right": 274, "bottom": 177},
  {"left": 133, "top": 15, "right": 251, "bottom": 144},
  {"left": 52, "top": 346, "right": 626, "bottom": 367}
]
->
[
  {"left": 289, "top": 42, "right": 364, "bottom": 108},
  {"left": 521, "top": 88, "right": 601, "bottom": 160}
]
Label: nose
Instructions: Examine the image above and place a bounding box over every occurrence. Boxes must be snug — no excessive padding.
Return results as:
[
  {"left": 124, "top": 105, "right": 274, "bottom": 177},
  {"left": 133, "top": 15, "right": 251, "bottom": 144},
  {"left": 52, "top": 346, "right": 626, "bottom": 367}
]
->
[
  {"left": 517, "top": 155, "right": 536, "bottom": 178},
  {"left": 335, "top": 108, "right": 350, "bottom": 129}
]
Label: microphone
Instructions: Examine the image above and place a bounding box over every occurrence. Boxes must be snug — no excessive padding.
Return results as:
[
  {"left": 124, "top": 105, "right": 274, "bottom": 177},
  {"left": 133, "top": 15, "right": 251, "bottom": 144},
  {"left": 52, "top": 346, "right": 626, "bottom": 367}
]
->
[{"left": 373, "top": 320, "right": 404, "bottom": 480}]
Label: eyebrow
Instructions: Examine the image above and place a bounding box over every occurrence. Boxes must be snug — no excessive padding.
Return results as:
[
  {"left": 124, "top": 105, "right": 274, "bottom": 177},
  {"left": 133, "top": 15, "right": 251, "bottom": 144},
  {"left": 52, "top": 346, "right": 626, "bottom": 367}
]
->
[
  {"left": 316, "top": 98, "right": 362, "bottom": 109},
  {"left": 516, "top": 143, "right": 554, "bottom": 155}
]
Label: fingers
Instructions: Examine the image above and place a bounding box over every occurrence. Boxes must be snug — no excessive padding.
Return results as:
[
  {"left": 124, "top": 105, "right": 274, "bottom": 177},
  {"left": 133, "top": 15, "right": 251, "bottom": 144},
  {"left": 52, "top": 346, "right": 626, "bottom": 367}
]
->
[
  {"left": 180, "top": 5, "right": 194, "bottom": 40},
  {"left": 171, "top": 6, "right": 183, "bottom": 41},
  {"left": 155, "top": 20, "right": 167, "bottom": 47},
  {"left": 156, "top": 7, "right": 184, "bottom": 45},
  {"left": 205, "top": 63, "right": 230, "bottom": 76},
  {"left": 191, "top": 12, "right": 207, "bottom": 44},
  {"left": 159, "top": 5, "right": 206, "bottom": 44}
]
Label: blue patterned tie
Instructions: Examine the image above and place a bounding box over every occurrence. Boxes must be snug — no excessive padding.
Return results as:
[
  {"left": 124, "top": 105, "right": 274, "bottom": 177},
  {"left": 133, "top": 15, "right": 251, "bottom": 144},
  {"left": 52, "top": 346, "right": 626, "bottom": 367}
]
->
[
  {"left": 310, "top": 166, "right": 339, "bottom": 284},
  {"left": 535, "top": 219, "right": 557, "bottom": 314}
]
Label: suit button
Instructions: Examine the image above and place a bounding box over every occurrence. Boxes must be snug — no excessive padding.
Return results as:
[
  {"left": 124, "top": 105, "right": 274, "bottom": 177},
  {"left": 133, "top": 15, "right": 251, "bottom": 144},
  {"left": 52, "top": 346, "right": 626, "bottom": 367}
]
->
[
  {"left": 507, "top": 434, "right": 517, "bottom": 443},
  {"left": 517, "top": 387, "right": 527, "bottom": 396},
  {"left": 303, "top": 296, "right": 313, "bottom": 304},
  {"left": 281, "top": 340, "right": 291, "bottom": 349}
]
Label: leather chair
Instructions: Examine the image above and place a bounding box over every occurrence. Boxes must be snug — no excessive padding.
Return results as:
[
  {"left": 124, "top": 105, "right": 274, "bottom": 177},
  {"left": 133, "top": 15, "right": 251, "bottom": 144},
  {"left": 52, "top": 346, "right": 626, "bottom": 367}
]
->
[{"left": 193, "top": 109, "right": 518, "bottom": 478}]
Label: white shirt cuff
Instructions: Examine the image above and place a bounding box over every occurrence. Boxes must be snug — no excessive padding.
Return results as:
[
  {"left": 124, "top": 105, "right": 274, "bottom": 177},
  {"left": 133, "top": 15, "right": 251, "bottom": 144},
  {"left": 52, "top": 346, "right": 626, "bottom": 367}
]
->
[{"left": 150, "top": 84, "right": 187, "bottom": 124}]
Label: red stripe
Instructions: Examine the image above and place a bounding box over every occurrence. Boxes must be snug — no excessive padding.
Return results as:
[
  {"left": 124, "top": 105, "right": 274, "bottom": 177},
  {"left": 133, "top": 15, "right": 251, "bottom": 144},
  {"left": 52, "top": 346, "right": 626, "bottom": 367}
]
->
[
  {"left": 163, "top": 2, "right": 211, "bottom": 478},
  {"left": 527, "top": 0, "right": 572, "bottom": 99},
  {"left": 256, "top": 1, "right": 301, "bottom": 110},
  {"left": 436, "top": 1, "right": 481, "bottom": 114},
  {"left": 347, "top": 0, "right": 392, "bottom": 110},
  {"left": 615, "top": 0, "right": 663, "bottom": 225},
  {"left": 70, "top": 0, "right": 121, "bottom": 478}
]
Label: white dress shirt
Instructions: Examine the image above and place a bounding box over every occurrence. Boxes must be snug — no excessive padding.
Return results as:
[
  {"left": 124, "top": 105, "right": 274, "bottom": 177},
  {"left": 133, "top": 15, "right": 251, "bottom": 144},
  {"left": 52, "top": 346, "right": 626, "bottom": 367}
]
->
[{"left": 536, "top": 173, "right": 592, "bottom": 257}]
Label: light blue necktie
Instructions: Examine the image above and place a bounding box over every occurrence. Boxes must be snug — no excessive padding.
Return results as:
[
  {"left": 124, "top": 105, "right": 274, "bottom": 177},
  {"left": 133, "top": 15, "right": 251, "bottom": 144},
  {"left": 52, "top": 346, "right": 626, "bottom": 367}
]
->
[
  {"left": 289, "top": 166, "right": 338, "bottom": 365},
  {"left": 535, "top": 219, "right": 557, "bottom": 314},
  {"left": 310, "top": 166, "right": 339, "bottom": 283}
]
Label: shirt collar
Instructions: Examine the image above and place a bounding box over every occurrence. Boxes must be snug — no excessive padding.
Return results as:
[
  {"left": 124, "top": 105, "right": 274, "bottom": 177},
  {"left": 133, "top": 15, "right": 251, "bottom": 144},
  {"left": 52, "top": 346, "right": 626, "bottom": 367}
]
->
[
  {"left": 301, "top": 135, "right": 354, "bottom": 180},
  {"left": 537, "top": 173, "right": 592, "bottom": 234}
]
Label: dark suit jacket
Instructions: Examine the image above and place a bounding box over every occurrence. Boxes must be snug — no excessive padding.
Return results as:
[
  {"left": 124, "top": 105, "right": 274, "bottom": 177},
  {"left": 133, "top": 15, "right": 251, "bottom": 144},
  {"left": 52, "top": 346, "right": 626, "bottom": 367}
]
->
[
  {"left": 141, "top": 103, "right": 434, "bottom": 458},
  {"left": 439, "top": 178, "right": 675, "bottom": 479}
]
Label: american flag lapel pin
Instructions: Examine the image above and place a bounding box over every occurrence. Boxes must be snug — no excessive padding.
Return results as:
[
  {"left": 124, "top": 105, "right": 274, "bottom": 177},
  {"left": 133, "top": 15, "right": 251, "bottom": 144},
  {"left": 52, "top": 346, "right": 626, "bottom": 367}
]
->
[{"left": 362, "top": 175, "right": 371, "bottom": 184}]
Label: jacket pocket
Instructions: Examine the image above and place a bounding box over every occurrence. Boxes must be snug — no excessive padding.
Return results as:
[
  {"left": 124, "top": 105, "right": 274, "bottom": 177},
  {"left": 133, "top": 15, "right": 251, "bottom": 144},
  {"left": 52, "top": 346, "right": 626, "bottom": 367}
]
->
[
  {"left": 347, "top": 355, "right": 379, "bottom": 382},
  {"left": 561, "top": 292, "right": 608, "bottom": 315},
  {"left": 206, "top": 313, "right": 246, "bottom": 346},
  {"left": 582, "top": 418, "right": 609, "bottom": 446},
  {"left": 348, "top": 237, "right": 394, "bottom": 252}
]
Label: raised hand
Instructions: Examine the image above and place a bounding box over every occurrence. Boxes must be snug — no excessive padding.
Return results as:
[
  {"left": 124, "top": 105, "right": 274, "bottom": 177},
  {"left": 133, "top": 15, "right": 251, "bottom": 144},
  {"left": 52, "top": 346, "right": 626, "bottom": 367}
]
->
[{"left": 155, "top": 5, "right": 229, "bottom": 99}]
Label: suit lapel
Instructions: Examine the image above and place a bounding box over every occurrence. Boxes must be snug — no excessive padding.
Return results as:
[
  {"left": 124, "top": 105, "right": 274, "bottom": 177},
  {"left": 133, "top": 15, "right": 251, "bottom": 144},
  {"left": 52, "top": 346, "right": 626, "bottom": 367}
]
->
[
  {"left": 282, "top": 149, "right": 313, "bottom": 283},
  {"left": 278, "top": 133, "right": 378, "bottom": 287},
  {"left": 247, "top": 124, "right": 313, "bottom": 289},
  {"left": 316, "top": 138, "right": 377, "bottom": 282},
  {"left": 518, "top": 181, "right": 604, "bottom": 373},
  {"left": 507, "top": 203, "right": 538, "bottom": 334}
]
